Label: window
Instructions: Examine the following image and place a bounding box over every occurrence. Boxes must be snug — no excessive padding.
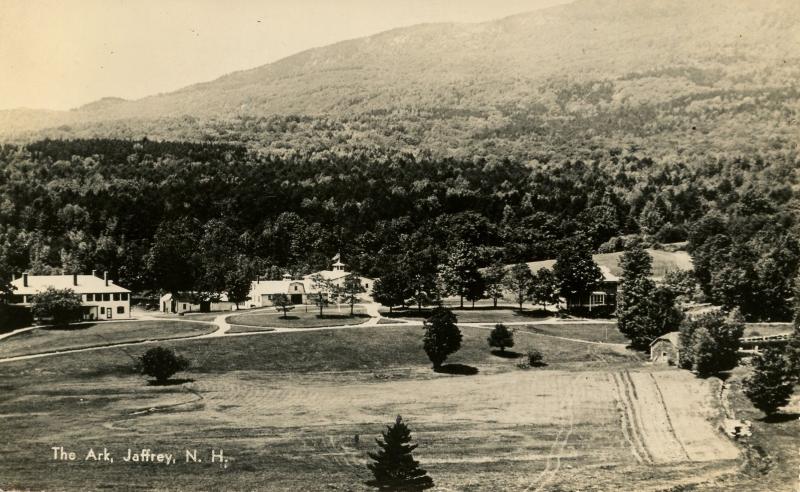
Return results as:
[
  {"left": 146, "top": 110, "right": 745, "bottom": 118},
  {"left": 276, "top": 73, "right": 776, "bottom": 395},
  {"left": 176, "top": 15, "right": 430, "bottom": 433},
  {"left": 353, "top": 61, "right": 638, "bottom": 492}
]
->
[
  {"left": 182, "top": 303, "right": 187, "bottom": 310},
  {"left": 102, "top": 293, "right": 110, "bottom": 301},
  {"left": 86, "top": 293, "right": 94, "bottom": 301},
  {"left": 10, "top": 294, "right": 23, "bottom": 303},
  {"left": 121, "top": 293, "right": 128, "bottom": 301},
  {"left": 117, "top": 306, "right": 125, "bottom": 314},
  {"left": 294, "top": 286, "right": 298, "bottom": 291},
  {"left": 113, "top": 293, "right": 120, "bottom": 301},
  {"left": 100, "top": 307, "right": 105, "bottom": 314},
  {"left": 365, "top": 283, "right": 369, "bottom": 288}
]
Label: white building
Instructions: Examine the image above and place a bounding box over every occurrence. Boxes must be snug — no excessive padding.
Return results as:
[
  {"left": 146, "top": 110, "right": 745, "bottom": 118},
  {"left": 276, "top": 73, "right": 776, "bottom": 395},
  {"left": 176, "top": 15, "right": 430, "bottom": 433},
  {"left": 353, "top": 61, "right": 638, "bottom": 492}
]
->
[
  {"left": 10, "top": 271, "right": 131, "bottom": 320},
  {"left": 159, "top": 292, "right": 238, "bottom": 314},
  {"left": 249, "top": 256, "right": 374, "bottom": 308}
]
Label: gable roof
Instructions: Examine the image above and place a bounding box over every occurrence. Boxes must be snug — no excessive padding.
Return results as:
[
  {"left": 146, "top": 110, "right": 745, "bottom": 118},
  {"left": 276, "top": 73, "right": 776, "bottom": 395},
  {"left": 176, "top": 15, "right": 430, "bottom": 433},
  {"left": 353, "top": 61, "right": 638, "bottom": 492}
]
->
[
  {"left": 11, "top": 274, "right": 130, "bottom": 295},
  {"left": 650, "top": 331, "right": 681, "bottom": 347}
]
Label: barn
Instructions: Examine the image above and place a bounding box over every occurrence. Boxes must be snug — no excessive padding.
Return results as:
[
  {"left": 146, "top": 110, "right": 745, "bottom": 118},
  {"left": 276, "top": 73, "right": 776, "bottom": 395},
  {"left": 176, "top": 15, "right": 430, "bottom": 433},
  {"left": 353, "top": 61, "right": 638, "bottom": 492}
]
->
[{"left": 650, "top": 332, "right": 681, "bottom": 365}]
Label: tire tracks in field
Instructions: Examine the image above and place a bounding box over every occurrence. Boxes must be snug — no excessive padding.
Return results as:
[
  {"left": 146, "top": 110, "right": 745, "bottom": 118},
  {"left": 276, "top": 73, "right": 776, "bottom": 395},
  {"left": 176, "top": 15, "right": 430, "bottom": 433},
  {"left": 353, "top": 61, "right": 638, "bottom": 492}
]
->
[
  {"left": 648, "top": 373, "right": 691, "bottom": 462},
  {"left": 611, "top": 370, "right": 652, "bottom": 464},
  {"left": 525, "top": 376, "right": 577, "bottom": 492}
]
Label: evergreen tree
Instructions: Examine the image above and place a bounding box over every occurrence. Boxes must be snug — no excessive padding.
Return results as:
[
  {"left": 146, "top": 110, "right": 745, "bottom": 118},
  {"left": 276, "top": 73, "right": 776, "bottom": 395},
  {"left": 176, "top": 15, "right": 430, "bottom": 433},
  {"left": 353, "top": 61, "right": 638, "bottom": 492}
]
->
[
  {"left": 743, "top": 347, "right": 796, "bottom": 417},
  {"left": 617, "top": 240, "right": 657, "bottom": 349},
  {"left": 367, "top": 415, "right": 434, "bottom": 490},
  {"left": 786, "top": 271, "right": 800, "bottom": 376},
  {"left": 422, "top": 307, "right": 461, "bottom": 370},
  {"left": 487, "top": 323, "right": 514, "bottom": 353}
]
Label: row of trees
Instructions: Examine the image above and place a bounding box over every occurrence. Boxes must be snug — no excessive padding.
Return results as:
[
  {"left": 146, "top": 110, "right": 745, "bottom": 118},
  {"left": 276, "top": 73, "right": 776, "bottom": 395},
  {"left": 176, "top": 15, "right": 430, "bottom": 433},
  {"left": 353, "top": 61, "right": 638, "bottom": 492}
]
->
[
  {"left": 0, "top": 138, "right": 795, "bottom": 321},
  {"left": 371, "top": 237, "right": 605, "bottom": 314}
]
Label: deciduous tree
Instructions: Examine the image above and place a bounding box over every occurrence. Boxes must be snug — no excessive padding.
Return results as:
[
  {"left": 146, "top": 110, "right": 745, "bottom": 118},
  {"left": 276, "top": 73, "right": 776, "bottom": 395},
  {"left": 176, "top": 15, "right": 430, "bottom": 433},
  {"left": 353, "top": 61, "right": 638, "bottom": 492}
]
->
[
  {"left": 503, "top": 263, "right": 533, "bottom": 311},
  {"left": 743, "top": 347, "right": 796, "bottom": 417},
  {"left": 422, "top": 307, "right": 461, "bottom": 370}
]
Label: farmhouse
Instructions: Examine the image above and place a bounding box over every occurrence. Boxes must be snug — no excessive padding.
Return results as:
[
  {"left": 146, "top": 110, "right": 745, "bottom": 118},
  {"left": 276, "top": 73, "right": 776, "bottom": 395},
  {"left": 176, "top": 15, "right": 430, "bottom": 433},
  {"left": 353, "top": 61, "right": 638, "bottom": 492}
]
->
[
  {"left": 249, "top": 256, "right": 374, "bottom": 308},
  {"left": 650, "top": 332, "right": 681, "bottom": 365},
  {"left": 9, "top": 271, "right": 131, "bottom": 320},
  {"left": 159, "top": 292, "right": 237, "bottom": 314},
  {"left": 526, "top": 248, "right": 693, "bottom": 311}
]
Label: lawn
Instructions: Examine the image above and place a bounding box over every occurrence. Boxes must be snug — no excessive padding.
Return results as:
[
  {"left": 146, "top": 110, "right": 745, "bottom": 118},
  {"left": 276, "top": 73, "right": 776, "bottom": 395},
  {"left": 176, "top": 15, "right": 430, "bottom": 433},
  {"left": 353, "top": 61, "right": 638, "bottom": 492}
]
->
[
  {"left": 0, "top": 323, "right": 741, "bottom": 492},
  {"left": 519, "top": 322, "right": 630, "bottom": 344},
  {"left": 0, "top": 320, "right": 215, "bottom": 359},
  {"left": 381, "top": 306, "right": 553, "bottom": 323},
  {"left": 228, "top": 308, "right": 369, "bottom": 329},
  {"left": 743, "top": 322, "right": 793, "bottom": 338},
  {"left": 226, "top": 325, "right": 276, "bottom": 334}
]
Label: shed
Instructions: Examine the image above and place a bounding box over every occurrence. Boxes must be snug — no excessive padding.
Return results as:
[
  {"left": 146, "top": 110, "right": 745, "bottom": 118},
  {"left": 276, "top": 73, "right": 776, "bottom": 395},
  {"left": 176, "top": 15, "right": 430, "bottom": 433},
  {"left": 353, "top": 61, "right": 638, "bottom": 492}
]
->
[{"left": 650, "top": 332, "right": 680, "bottom": 365}]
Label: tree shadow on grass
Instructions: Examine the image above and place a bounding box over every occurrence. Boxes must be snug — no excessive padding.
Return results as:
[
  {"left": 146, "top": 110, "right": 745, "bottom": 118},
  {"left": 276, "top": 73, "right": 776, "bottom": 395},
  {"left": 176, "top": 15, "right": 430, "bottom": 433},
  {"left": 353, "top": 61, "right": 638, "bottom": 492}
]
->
[
  {"left": 42, "top": 323, "right": 96, "bottom": 331},
  {"left": 278, "top": 315, "right": 299, "bottom": 320},
  {"left": 490, "top": 350, "right": 523, "bottom": 359},
  {"left": 761, "top": 412, "right": 800, "bottom": 423},
  {"left": 434, "top": 364, "right": 479, "bottom": 375},
  {"left": 147, "top": 378, "right": 195, "bottom": 387}
]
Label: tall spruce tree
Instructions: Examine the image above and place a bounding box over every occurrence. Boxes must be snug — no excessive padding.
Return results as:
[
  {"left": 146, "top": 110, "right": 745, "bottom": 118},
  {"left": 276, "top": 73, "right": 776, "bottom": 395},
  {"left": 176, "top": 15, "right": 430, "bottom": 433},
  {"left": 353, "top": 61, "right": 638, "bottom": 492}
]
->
[
  {"left": 743, "top": 347, "right": 796, "bottom": 417},
  {"left": 617, "top": 240, "right": 657, "bottom": 349},
  {"left": 786, "top": 271, "right": 800, "bottom": 376},
  {"left": 367, "top": 416, "right": 434, "bottom": 490}
]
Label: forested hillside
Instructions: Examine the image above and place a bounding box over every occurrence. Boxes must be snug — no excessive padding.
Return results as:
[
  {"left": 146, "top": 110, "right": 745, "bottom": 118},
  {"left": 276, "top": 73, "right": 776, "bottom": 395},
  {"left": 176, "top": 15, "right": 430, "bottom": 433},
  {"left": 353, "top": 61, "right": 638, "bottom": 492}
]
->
[
  {"left": 0, "top": 138, "right": 796, "bottom": 320},
  {"left": 1, "top": 0, "right": 798, "bottom": 161}
]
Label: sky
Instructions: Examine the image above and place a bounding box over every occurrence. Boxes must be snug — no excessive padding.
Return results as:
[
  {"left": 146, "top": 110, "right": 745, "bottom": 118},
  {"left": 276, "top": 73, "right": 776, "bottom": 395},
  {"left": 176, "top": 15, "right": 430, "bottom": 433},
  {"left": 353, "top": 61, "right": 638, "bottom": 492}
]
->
[{"left": 0, "top": 0, "right": 572, "bottom": 111}]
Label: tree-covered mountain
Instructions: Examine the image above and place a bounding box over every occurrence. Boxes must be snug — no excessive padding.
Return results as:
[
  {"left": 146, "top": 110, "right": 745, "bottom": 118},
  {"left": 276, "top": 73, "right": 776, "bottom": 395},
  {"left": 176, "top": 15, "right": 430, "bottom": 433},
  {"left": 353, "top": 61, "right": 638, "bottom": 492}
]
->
[{"left": 2, "top": 0, "right": 798, "bottom": 160}]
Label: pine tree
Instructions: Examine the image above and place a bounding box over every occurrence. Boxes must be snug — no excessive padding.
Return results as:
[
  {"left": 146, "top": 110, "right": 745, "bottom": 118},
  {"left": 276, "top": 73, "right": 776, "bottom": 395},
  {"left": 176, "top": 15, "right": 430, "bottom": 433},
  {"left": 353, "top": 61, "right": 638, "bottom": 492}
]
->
[
  {"left": 743, "top": 347, "right": 796, "bottom": 417},
  {"left": 367, "top": 416, "right": 434, "bottom": 490},
  {"left": 487, "top": 323, "right": 514, "bottom": 353},
  {"left": 616, "top": 240, "right": 657, "bottom": 349}
]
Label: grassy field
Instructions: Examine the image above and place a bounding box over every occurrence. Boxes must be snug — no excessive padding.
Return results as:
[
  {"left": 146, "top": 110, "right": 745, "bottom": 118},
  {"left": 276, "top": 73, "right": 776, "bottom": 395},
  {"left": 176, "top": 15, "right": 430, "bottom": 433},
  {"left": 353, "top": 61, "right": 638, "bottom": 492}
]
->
[
  {"left": 381, "top": 307, "right": 553, "bottom": 324},
  {"left": 0, "top": 320, "right": 215, "bottom": 359},
  {"left": 228, "top": 308, "right": 369, "bottom": 329},
  {"left": 519, "top": 323, "right": 629, "bottom": 344},
  {"left": 0, "top": 322, "right": 745, "bottom": 491},
  {"left": 743, "top": 323, "right": 794, "bottom": 338}
]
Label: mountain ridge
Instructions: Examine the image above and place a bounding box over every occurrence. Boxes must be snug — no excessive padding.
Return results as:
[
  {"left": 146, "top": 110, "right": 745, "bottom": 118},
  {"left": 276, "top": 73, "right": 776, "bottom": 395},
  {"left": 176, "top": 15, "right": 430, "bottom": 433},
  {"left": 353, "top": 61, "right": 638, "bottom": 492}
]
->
[{"left": 2, "top": 0, "right": 798, "bottom": 159}]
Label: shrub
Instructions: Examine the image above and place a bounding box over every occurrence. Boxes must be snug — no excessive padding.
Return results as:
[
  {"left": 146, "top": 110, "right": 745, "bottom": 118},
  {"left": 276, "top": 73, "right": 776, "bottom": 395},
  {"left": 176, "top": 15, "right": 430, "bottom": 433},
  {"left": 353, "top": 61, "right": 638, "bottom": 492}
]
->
[
  {"left": 527, "top": 349, "right": 544, "bottom": 367},
  {"left": 139, "top": 347, "right": 190, "bottom": 383}
]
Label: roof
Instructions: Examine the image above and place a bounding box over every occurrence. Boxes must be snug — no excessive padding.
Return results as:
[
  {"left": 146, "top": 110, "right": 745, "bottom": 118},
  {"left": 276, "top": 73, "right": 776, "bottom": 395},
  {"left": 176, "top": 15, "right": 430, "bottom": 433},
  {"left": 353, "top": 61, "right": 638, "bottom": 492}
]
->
[
  {"left": 250, "top": 279, "right": 311, "bottom": 295},
  {"left": 650, "top": 332, "right": 681, "bottom": 347},
  {"left": 160, "top": 292, "right": 230, "bottom": 302},
  {"left": 525, "top": 248, "right": 692, "bottom": 282},
  {"left": 11, "top": 274, "right": 130, "bottom": 294}
]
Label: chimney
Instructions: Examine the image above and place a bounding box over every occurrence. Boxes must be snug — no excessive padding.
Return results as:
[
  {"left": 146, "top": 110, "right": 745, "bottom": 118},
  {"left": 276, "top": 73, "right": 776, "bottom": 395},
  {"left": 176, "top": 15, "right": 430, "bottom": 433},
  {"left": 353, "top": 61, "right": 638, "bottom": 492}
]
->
[
  {"left": 104, "top": 271, "right": 109, "bottom": 286},
  {"left": 23, "top": 272, "right": 28, "bottom": 287},
  {"left": 73, "top": 273, "right": 78, "bottom": 286},
  {"left": 92, "top": 269, "right": 97, "bottom": 277}
]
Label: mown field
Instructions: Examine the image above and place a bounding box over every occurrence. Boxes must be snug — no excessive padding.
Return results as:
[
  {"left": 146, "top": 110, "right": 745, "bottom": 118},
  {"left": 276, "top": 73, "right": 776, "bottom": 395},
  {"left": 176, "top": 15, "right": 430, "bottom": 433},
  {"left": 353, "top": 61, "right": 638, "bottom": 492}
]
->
[
  {"left": 0, "top": 323, "right": 756, "bottom": 491},
  {"left": 228, "top": 308, "right": 369, "bottom": 329},
  {"left": 0, "top": 320, "right": 215, "bottom": 359}
]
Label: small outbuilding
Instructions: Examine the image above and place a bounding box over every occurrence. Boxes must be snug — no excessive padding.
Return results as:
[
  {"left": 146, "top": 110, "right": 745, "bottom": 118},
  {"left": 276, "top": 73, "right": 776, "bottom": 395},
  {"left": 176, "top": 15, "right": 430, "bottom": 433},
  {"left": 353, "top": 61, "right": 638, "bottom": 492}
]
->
[{"left": 650, "top": 332, "right": 681, "bottom": 365}]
